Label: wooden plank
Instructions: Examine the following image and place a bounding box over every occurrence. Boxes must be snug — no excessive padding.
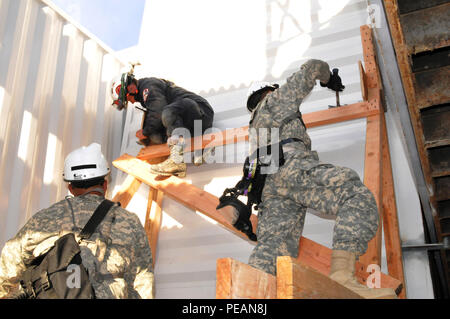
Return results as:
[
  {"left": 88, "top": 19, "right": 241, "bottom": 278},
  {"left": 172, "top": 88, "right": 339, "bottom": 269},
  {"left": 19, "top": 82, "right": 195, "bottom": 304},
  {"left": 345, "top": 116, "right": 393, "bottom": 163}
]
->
[
  {"left": 303, "top": 101, "right": 380, "bottom": 127},
  {"left": 216, "top": 258, "right": 276, "bottom": 299},
  {"left": 113, "top": 154, "right": 257, "bottom": 242},
  {"left": 360, "top": 25, "right": 385, "bottom": 113},
  {"left": 113, "top": 154, "right": 403, "bottom": 293},
  {"left": 277, "top": 256, "right": 362, "bottom": 299},
  {"left": 359, "top": 113, "right": 383, "bottom": 267},
  {"left": 297, "top": 237, "right": 403, "bottom": 294},
  {"left": 137, "top": 101, "right": 380, "bottom": 161},
  {"left": 111, "top": 175, "right": 142, "bottom": 208},
  {"left": 144, "top": 187, "right": 164, "bottom": 268},
  {"left": 144, "top": 187, "right": 155, "bottom": 265},
  {"left": 381, "top": 114, "right": 406, "bottom": 298},
  {"left": 359, "top": 60, "right": 368, "bottom": 101},
  {"left": 360, "top": 25, "right": 381, "bottom": 89},
  {"left": 137, "top": 126, "right": 249, "bottom": 160}
]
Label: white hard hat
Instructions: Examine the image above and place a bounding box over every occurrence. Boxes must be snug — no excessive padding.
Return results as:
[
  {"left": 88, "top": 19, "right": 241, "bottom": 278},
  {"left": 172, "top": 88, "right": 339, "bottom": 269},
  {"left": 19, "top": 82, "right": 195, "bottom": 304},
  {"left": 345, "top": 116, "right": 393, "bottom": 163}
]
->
[
  {"left": 63, "top": 143, "right": 110, "bottom": 182},
  {"left": 110, "top": 72, "right": 134, "bottom": 111},
  {"left": 246, "top": 81, "right": 279, "bottom": 112}
]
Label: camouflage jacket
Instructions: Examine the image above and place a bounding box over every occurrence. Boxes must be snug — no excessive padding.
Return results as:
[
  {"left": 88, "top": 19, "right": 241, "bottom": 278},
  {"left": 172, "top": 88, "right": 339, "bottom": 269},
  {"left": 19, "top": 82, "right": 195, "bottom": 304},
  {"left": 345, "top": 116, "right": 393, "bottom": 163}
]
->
[
  {"left": 249, "top": 59, "right": 331, "bottom": 150},
  {"left": 0, "top": 194, "right": 154, "bottom": 299}
]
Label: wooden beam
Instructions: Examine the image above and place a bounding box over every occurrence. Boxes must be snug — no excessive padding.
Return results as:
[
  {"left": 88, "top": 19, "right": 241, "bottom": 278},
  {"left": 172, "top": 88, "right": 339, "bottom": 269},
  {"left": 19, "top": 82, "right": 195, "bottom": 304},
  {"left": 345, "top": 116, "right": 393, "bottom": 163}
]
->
[
  {"left": 381, "top": 115, "right": 406, "bottom": 298},
  {"left": 137, "top": 126, "right": 249, "bottom": 160},
  {"left": 303, "top": 101, "right": 380, "bottom": 127},
  {"left": 360, "top": 25, "right": 385, "bottom": 111},
  {"left": 113, "top": 154, "right": 257, "bottom": 242},
  {"left": 277, "top": 256, "right": 362, "bottom": 299},
  {"left": 144, "top": 187, "right": 164, "bottom": 268},
  {"left": 359, "top": 61, "right": 368, "bottom": 101},
  {"left": 216, "top": 258, "right": 276, "bottom": 299},
  {"left": 111, "top": 175, "right": 142, "bottom": 208},
  {"left": 360, "top": 113, "right": 383, "bottom": 267},
  {"left": 297, "top": 237, "right": 402, "bottom": 294},
  {"left": 360, "top": 26, "right": 385, "bottom": 267},
  {"left": 113, "top": 154, "right": 402, "bottom": 293},
  {"left": 136, "top": 101, "right": 380, "bottom": 161},
  {"left": 360, "top": 25, "right": 381, "bottom": 89}
]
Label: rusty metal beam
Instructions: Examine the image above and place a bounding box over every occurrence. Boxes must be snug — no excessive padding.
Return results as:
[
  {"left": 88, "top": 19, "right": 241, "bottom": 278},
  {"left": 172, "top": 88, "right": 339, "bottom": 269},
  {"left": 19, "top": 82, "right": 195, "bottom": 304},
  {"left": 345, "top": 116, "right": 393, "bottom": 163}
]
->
[
  {"left": 421, "top": 104, "right": 450, "bottom": 144},
  {"left": 435, "top": 176, "right": 450, "bottom": 202},
  {"left": 429, "top": 146, "right": 450, "bottom": 177},
  {"left": 397, "top": 0, "right": 449, "bottom": 14},
  {"left": 414, "top": 66, "right": 450, "bottom": 109},
  {"left": 383, "top": 0, "right": 438, "bottom": 229},
  {"left": 411, "top": 47, "right": 450, "bottom": 73},
  {"left": 383, "top": 0, "right": 450, "bottom": 296},
  {"left": 400, "top": 3, "right": 450, "bottom": 54}
]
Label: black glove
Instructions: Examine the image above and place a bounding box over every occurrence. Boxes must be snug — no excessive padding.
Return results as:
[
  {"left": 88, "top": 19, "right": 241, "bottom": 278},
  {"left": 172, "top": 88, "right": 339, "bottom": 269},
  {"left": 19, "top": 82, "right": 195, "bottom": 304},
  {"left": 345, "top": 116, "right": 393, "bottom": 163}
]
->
[{"left": 320, "top": 68, "right": 345, "bottom": 92}]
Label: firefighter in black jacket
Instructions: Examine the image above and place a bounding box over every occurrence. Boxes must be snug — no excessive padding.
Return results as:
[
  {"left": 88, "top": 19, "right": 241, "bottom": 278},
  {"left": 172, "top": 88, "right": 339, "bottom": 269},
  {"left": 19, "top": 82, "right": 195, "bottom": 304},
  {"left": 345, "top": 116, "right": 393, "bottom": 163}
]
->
[{"left": 111, "top": 71, "right": 214, "bottom": 177}]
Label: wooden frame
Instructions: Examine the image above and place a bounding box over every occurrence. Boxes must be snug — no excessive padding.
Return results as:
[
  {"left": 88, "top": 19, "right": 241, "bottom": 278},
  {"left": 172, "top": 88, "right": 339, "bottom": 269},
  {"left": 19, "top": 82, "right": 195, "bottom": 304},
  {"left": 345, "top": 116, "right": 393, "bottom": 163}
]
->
[
  {"left": 136, "top": 101, "right": 380, "bottom": 162},
  {"left": 145, "top": 187, "right": 164, "bottom": 268},
  {"left": 216, "top": 258, "right": 276, "bottom": 299},
  {"left": 277, "top": 256, "right": 363, "bottom": 299},
  {"left": 112, "top": 25, "right": 406, "bottom": 298},
  {"left": 111, "top": 175, "right": 142, "bottom": 208}
]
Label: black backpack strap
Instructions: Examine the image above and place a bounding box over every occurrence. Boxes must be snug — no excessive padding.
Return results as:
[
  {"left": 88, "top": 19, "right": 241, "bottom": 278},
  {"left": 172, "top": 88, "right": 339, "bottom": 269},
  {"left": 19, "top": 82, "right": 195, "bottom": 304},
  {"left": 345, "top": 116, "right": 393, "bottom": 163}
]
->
[{"left": 79, "top": 200, "right": 115, "bottom": 240}]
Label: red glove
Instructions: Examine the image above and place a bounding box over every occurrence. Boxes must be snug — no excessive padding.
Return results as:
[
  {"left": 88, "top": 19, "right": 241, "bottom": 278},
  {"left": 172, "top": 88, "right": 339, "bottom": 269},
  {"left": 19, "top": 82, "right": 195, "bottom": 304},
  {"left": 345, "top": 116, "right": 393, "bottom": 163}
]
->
[{"left": 136, "top": 129, "right": 146, "bottom": 140}]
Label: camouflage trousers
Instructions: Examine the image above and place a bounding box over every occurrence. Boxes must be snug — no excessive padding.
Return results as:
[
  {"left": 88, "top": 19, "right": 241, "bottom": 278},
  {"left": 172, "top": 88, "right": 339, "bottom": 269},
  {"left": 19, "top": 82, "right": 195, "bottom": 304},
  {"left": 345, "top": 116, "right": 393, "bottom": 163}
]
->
[{"left": 248, "top": 150, "right": 379, "bottom": 275}]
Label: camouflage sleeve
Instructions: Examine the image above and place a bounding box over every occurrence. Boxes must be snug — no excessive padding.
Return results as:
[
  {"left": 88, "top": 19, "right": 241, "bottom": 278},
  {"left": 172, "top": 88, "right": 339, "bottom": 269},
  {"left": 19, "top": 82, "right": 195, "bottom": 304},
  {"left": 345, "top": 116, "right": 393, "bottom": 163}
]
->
[
  {"left": 0, "top": 220, "right": 41, "bottom": 298},
  {"left": 266, "top": 59, "right": 331, "bottom": 122},
  {"left": 0, "top": 235, "right": 26, "bottom": 298},
  {"left": 0, "top": 207, "right": 62, "bottom": 298},
  {"left": 125, "top": 214, "right": 155, "bottom": 299}
]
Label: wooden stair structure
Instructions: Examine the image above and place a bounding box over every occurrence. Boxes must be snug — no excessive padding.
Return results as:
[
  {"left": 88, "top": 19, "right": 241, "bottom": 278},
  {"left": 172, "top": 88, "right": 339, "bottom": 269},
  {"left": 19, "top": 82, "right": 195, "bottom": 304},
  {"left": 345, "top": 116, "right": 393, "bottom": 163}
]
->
[{"left": 111, "top": 25, "right": 406, "bottom": 299}]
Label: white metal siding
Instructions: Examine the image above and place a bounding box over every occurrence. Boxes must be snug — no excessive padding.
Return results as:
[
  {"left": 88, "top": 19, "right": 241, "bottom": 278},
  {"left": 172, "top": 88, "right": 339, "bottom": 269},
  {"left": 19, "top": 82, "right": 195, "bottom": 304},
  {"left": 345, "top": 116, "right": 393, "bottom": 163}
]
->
[{"left": 0, "top": 0, "right": 125, "bottom": 248}]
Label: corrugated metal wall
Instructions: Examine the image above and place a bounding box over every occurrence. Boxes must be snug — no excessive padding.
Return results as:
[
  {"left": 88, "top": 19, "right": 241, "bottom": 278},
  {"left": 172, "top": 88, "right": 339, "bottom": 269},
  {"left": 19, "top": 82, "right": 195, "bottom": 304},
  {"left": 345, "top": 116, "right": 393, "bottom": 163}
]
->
[{"left": 0, "top": 0, "right": 125, "bottom": 248}]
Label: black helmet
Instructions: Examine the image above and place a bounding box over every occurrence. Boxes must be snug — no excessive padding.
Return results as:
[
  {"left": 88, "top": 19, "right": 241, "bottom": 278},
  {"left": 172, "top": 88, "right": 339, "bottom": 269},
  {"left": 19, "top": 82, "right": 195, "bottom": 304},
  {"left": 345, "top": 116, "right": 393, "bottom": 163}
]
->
[{"left": 246, "top": 81, "right": 279, "bottom": 112}]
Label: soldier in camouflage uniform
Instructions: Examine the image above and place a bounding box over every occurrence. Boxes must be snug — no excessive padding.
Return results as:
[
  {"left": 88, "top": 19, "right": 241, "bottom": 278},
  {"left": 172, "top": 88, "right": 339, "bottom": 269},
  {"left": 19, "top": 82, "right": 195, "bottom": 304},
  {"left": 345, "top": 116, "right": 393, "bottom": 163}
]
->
[
  {"left": 0, "top": 143, "right": 154, "bottom": 299},
  {"left": 245, "top": 59, "right": 397, "bottom": 298}
]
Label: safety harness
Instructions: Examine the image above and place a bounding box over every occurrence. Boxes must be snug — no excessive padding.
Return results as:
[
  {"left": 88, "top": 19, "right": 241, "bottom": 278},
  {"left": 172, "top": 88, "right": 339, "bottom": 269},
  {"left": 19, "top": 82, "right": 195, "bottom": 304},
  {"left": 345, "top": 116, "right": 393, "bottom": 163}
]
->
[{"left": 217, "top": 109, "right": 305, "bottom": 241}]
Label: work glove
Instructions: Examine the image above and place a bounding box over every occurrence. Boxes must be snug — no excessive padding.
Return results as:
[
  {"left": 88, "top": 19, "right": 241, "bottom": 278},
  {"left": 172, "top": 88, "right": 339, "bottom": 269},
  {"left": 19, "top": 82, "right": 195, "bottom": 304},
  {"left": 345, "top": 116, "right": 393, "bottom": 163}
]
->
[{"left": 320, "top": 68, "right": 345, "bottom": 92}]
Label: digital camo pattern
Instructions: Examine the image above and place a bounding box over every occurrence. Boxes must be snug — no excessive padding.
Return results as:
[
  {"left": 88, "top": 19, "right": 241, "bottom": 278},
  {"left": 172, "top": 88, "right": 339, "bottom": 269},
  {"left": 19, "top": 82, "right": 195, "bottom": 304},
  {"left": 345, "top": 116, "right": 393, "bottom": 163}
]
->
[
  {"left": 0, "top": 194, "right": 154, "bottom": 299},
  {"left": 247, "top": 59, "right": 379, "bottom": 275}
]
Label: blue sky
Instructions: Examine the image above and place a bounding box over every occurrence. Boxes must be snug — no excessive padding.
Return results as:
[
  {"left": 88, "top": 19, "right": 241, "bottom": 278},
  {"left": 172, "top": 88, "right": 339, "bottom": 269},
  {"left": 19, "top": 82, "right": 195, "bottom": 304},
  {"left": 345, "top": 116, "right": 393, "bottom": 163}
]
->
[{"left": 51, "top": 0, "right": 146, "bottom": 51}]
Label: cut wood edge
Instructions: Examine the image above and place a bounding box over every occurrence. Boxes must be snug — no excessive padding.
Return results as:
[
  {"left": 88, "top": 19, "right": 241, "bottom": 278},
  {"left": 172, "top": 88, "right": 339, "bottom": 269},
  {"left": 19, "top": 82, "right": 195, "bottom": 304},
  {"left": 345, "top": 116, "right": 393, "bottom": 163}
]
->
[
  {"left": 297, "top": 237, "right": 403, "bottom": 294},
  {"left": 277, "top": 256, "right": 362, "bottom": 299},
  {"left": 216, "top": 258, "right": 276, "bottom": 299}
]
